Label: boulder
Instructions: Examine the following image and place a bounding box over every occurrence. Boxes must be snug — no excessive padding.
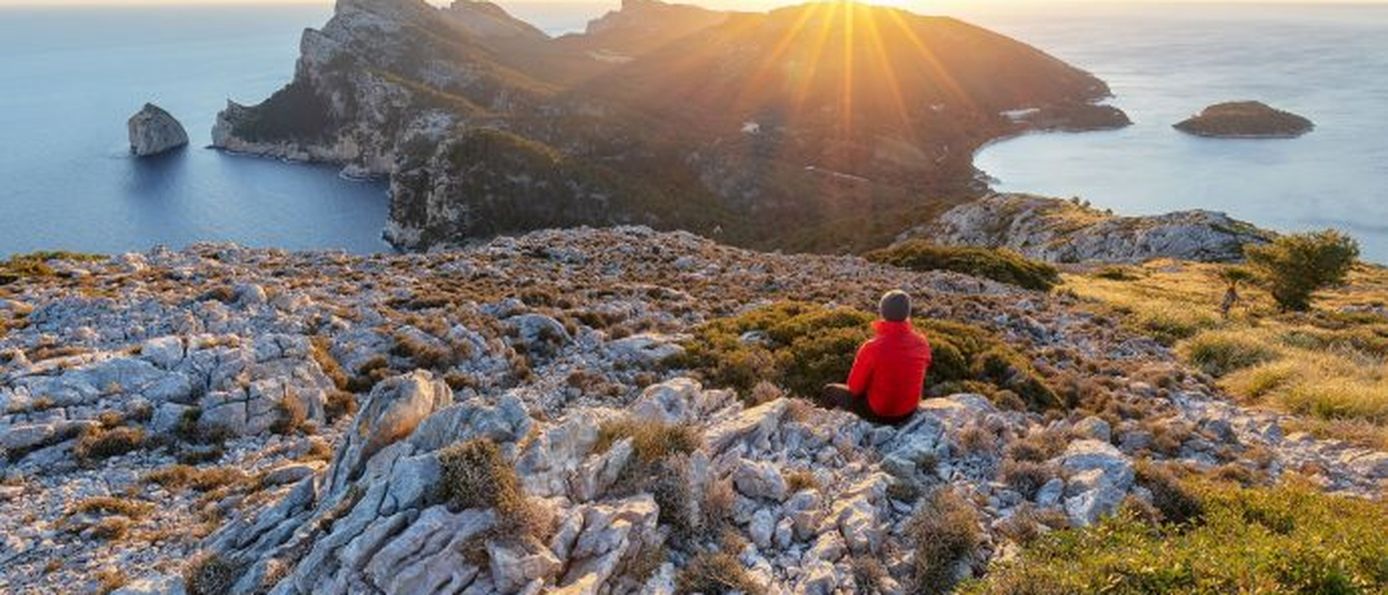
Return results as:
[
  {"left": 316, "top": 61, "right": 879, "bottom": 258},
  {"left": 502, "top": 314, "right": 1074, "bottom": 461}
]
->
[
  {"left": 324, "top": 370, "right": 452, "bottom": 493},
  {"left": 127, "top": 103, "right": 189, "bottom": 157},
  {"left": 1056, "top": 439, "right": 1134, "bottom": 526}
]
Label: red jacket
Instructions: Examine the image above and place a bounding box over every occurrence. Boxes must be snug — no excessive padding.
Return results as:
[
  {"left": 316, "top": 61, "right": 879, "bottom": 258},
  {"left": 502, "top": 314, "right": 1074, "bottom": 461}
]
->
[{"left": 847, "top": 320, "right": 933, "bottom": 418}]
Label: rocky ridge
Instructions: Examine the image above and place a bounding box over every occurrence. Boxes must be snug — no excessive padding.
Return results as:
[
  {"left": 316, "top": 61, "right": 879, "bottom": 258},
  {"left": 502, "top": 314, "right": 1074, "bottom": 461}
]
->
[
  {"left": 906, "top": 193, "right": 1276, "bottom": 263},
  {"left": 1, "top": 227, "right": 1383, "bottom": 594}
]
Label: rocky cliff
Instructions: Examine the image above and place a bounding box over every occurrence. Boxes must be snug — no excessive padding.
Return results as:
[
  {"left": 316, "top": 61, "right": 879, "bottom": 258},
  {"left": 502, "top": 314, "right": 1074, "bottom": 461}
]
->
[
  {"left": 903, "top": 194, "right": 1275, "bottom": 263},
  {"left": 128, "top": 103, "right": 189, "bottom": 157},
  {"left": 213, "top": 0, "right": 1125, "bottom": 252},
  {"left": 2, "top": 228, "right": 1383, "bottom": 594}
]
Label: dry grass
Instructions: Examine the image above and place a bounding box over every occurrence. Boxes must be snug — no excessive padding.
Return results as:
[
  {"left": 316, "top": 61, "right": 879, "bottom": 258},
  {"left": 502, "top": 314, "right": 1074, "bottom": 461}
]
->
[
  {"left": 74, "top": 425, "right": 146, "bottom": 463},
  {"left": 144, "top": 464, "right": 248, "bottom": 492},
  {"left": 1067, "top": 260, "right": 1388, "bottom": 448},
  {"left": 70, "top": 496, "right": 154, "bottom": 519}
]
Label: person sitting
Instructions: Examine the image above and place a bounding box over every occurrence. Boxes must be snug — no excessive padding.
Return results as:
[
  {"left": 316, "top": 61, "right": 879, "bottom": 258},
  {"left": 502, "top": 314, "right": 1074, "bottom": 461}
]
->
[{"left": 819, "top": 290, "right": 932, "bottom": 425}]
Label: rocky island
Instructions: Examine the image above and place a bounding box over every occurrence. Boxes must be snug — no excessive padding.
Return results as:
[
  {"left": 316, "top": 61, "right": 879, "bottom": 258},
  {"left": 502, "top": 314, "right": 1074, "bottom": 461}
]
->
[
  {"left": 212, "top": 0, "right": 1128, "bottom": 253},
  {"left": 128, "top": 103, "right": 189, "bottom": 157},
  {"left": 1173, "top": 101, "right": 1314, "bottom": 139}
]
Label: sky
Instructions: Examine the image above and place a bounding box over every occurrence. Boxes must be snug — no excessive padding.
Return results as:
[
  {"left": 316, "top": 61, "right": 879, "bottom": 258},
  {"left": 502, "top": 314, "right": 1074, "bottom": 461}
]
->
[{"left": 4, "top": 0, "right": 1385, "bottom": 6}]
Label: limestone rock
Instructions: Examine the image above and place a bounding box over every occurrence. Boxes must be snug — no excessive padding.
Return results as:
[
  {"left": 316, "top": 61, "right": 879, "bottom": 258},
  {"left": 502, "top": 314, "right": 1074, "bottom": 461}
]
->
[
  {"left": 1056, "top": 439, "right": 1134, "bottom": 526},
  {"left": 324, "top": 370, "right": 452, "bottom": 494},
  {"left": 911, "top": 193, "right": 1274, "bottom": 264},
  {"left": 128, "top": 103, "right": 189, "bottom": 157}
]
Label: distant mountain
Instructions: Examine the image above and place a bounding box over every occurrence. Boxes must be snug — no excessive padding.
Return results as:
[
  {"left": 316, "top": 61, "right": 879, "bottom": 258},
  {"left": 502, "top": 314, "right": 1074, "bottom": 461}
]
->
[{"left": 213, "top": 0, "right": 1127, "bottom": 252}]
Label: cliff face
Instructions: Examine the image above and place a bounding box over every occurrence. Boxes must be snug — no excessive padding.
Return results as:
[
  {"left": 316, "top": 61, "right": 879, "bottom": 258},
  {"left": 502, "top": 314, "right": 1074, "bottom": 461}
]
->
[{"left": 213, "top": 0, "right": 1125, "bottom": 252}]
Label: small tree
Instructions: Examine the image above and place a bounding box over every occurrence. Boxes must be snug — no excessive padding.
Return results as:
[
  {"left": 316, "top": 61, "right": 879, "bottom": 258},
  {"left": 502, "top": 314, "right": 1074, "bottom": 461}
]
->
[{"left": 1245, "top": 230, "right": 1359, "bottom": 312}]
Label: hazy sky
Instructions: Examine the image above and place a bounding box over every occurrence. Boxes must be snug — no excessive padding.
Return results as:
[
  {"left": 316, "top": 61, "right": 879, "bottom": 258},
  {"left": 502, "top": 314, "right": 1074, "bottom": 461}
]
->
[{"left": 5, "top": 0, "right": 1385, "bottom": 6}]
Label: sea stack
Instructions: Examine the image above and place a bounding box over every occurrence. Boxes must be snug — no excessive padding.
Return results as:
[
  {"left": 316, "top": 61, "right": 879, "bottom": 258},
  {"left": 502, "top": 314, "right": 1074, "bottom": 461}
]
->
[
  {"left": 127, "top": 103, "right": 189, "bottom": 157},
  {"left": 1174, "top": 101, "right": 1313, "bottom": 138}
]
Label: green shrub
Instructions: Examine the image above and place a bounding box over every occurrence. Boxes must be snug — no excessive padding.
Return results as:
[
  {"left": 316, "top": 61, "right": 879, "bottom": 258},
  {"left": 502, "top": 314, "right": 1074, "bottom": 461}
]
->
[
  {"left": 675, "top": 551, "right": 764, "bottom": 595},
  {"left": 437, "top": 439, "right": 545, "bottom": 537},
  {"left": 595, "top": 417, "right": 703, "bottom": 534},
  {"left": 669, "top": 302, "right": 873, "bottom": 397},
  {"left": 673, "top": 302, "right": 1060, "bottom": 411},
  {"left": 910, "top": 489, "right": 983, "bottom": 594},
  {"left": 1179, "top": 331, "right": 1280, "bottom": 377},
  {"left": 1133, "top": 460, "right": 1204, "bottom": 525},
  {"left": 865, "top": 241, "right": 1061, "bottom": 291},
  {"left": 595, "top": 418, "right": 701, "bottom": 466},
  {"left": 1246, "top": 230, "right": 1359, "bottom": 312},
  {"left": 963, "top": 479, "right": 1388, "bottom": 594}
]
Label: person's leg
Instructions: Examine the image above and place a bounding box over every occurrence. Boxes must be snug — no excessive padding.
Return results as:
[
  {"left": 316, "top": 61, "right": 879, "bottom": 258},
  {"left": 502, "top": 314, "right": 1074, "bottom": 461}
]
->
[
  {"left": 819, "top": 383, "right": 856, "bottom": 411},
  {"left": 820, "top": 384, "right": 889, "bottom": 423}
]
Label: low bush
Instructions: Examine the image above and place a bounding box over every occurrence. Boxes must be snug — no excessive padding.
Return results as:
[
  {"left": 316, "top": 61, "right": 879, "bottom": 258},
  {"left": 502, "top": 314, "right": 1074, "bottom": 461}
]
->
[
  {"left": 269, "top": 396, "right": 308, "bottom": 435},
  {"left": 437, "top": 439, "right": 544, "bottom": 538},
  {"left": 595, "top": 417, "right": 701, "bottom": 466},
  {"left": 70, "top": 496, "right": 153, "bottom": 519},
  {"left": 674, "top": 302, "right": 1059, "bottom": 410},
  {"left": 184, "top": 551, "right": 241, "bottom": 595},
  {"left": 999, "top": 460, "right": 1053, "bottom": 500},
  {"left": 865, "top": 241, "right": 1061, "bottom": 291},
  {"left": 1133, "top": 460, "right": 1204, "bottom": 525},
  {"left": 75, "top": 425, "right": 145, "bottom": 463},
  {"left": 1247, "top": 230, "right": 1359, "bottom": 312},
  {"left": 963, "top": 479, "right": 1388, "bottom": 594},
  {"left": 144, "top": 464, "right": 247, "bottom": 492},
  {"left": 675, "top": 551, "right": 764, "bottom": 595},
  {"left": 909, "top": 489, "right": 982, "bottom": 594},
  {"left": 595, "top": 417, "right": 703, "bottom": 535}
]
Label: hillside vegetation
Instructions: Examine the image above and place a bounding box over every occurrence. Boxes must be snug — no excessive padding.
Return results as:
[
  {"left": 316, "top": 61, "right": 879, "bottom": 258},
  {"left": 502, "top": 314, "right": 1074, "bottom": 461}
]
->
[
  {"left": 967, "top": 474, "right": 1388, "bottom": 594},
  {"left": 1066, "top": 259, "right": 1388, "bottom": 448}
]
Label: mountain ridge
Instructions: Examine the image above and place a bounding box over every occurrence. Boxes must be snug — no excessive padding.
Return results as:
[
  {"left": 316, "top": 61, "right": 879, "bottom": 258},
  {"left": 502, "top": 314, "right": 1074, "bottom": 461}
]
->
[{"left": 212, "top": 0, "right": 1127, "bottom": 253}]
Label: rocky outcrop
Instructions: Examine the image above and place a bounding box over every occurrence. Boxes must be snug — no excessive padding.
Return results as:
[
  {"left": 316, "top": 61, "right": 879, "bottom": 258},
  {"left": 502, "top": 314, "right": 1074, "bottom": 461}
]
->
[
  {"left": 2, "top": 227, "right": 1382, "bottom": 593},
  {"left": 907, "top": 193, "right": 1275, "bottom": 263},
  {"left": 127, "top": 103, "right": 188, "bottom": 157},
  {"left": 1174, "top": 101, "right": 1313, "bottom": 138},
  {"left": 213, "top": 0, "right": 1126, "bottom": 252}
]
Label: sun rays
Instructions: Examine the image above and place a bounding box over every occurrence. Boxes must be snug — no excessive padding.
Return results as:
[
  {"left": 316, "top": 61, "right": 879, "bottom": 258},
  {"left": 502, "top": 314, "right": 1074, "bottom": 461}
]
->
[{"left": 730, "top": 1, "right": 976, "bottom": 145}]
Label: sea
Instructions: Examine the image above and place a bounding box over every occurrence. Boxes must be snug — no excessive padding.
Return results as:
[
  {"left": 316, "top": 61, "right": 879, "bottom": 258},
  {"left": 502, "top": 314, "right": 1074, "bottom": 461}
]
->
[{"left": 1, "top": 2, "right": 1385, "bottom": 260}]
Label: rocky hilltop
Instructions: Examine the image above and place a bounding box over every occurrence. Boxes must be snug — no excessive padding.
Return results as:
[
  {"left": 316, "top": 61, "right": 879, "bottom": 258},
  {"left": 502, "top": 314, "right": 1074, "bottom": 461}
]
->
[
  {"left": 1173, "top": 101, "right": 1313, "bottom": 139},
  {"left": 904, "top": 194, "right": 1275, "bottom": 263},
  {"left": 2, "top": 228, "right": 1384, "bottom": 594},
  {"left": 212, "top": 0, "right": 1125, "bottom": 252}
]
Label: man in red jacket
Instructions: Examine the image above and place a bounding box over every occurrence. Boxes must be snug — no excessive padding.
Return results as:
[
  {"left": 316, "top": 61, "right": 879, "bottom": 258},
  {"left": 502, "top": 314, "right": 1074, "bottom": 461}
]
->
[{"left": 820, "top": 290, "right": 932, "bottom": 425}]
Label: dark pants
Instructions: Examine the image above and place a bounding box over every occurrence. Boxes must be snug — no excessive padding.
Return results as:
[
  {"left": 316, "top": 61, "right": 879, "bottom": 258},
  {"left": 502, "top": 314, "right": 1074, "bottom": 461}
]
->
[{"left": 819, "top": 384, "right": 914, "bottom": 426}]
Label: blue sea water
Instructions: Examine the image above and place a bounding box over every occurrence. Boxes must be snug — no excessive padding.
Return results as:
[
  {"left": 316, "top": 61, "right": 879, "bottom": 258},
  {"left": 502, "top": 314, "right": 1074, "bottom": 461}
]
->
[
  {"left": 2, "top": 2, "right": 1386, "bottom": 260},
  {"left": 965, "top": 3, "right": 1388, "bottom": 262}
]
